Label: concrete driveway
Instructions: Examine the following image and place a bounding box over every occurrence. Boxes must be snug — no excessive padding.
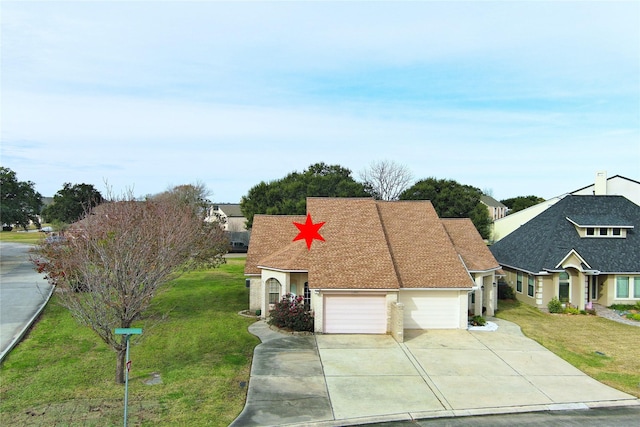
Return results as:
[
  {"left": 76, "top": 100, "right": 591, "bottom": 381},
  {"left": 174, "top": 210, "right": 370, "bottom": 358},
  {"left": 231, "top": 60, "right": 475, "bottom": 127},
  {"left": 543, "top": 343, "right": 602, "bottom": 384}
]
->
[{"left": 231, "top": 319, "right": 639, "bottom": 427}]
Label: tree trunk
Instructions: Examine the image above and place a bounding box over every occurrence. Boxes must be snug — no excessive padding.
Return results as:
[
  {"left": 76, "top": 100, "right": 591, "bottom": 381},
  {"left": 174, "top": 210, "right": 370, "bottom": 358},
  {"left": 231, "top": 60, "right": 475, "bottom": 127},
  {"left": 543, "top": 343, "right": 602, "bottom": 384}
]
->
[{"left": 116, "top": 347, "right": 127, "bottom": 384}]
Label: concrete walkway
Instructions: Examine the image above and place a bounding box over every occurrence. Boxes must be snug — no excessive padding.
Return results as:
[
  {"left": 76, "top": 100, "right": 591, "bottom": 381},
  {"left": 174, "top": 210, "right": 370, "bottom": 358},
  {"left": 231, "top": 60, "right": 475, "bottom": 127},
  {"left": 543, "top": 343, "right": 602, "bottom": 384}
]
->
[
  {"left": 231, "top": 319, "right": 639, "bottom": 427},
  {"left": 593, "top": 303, "right": 640, "bottom": 327}
]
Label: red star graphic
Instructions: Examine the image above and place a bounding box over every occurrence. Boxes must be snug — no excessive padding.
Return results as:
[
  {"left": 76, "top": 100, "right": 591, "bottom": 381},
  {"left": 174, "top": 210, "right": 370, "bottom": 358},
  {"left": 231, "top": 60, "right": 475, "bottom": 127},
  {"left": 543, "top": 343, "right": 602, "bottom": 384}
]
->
[{"left": 293, "top": 213, "right": 326, "bottom": 250}]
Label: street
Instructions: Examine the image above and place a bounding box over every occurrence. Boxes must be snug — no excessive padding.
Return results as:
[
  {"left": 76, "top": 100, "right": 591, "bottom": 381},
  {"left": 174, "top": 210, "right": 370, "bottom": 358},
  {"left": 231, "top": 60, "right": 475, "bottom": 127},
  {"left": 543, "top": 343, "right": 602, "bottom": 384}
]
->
[{"left": 0, "top": 242, "right": 53, "bottom": 361}]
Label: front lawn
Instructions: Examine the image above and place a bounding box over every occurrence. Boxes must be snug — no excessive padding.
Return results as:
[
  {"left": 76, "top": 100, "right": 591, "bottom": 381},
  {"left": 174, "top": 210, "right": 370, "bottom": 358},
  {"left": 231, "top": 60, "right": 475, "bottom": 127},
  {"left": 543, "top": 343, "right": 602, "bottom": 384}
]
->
[
  {"left": 0, "top": 258, "right": 258, "bottom": 426},
  {"left": 496, "top": 300, "right": 640, "bottom": 398}
]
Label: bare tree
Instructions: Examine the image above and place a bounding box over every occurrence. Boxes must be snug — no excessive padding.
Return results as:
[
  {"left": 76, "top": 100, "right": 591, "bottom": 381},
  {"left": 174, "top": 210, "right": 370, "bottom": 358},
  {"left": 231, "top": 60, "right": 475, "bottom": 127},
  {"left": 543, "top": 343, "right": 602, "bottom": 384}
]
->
[
  {"left": 32, "top": 191, "right": 228, "bottom": 384},
  {"left": 359, "top": 160, "right": 414, "bottom": 201}
]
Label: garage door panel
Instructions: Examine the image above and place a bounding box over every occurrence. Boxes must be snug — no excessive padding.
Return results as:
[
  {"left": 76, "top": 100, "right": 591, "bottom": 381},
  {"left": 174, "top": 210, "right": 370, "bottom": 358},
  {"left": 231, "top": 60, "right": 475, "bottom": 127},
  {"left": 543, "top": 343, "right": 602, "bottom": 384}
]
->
[
  {"left": 324, "top": 295, "right": 386, "bottom": 334},
  {"left": 400, "top": 291, "right": 460, "bottom": 329}
]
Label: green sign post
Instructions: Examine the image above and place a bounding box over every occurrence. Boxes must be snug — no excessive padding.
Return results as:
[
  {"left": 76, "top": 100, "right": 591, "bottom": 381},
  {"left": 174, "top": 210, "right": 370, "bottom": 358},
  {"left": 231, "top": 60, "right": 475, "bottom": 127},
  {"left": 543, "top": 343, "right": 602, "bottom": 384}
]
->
[{"left": 114, "top": 328, "right": 142, "bottom": 427}]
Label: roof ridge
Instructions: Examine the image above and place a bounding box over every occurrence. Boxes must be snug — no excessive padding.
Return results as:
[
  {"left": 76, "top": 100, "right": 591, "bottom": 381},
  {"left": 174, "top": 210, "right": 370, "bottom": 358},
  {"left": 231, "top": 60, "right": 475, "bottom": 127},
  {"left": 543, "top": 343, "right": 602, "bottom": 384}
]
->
[{"left": 375, "top": 201, "right": 403, "bottom": 288}]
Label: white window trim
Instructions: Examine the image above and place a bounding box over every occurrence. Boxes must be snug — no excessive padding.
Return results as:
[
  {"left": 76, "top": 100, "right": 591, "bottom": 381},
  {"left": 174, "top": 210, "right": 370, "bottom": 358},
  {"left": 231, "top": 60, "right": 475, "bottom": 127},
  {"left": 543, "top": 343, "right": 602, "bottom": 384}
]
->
[
  {"left": 527, "top": 275, "right": 535, "bottom": 298},
  {"left": 615, "top": 275, "right": 640, "bottom": 300},
  {"left": 516, "top": 272, "right": 523, "bottom": 294},
  {"left": 558, "top": 272, "right": 571, "bottom": 303}
]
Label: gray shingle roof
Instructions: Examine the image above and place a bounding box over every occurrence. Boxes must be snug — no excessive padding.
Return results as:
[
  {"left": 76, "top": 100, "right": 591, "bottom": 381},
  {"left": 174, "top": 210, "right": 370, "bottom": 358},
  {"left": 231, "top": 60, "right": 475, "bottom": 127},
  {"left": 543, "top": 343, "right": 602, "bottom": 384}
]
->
[{"left": 490, "top": 195, "right": 640, "bottom": 274}]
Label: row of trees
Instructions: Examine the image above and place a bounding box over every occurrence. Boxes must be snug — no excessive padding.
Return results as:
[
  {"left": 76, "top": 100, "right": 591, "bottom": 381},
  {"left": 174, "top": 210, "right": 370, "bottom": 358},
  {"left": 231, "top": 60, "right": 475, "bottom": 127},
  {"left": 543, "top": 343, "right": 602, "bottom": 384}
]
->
[
  {"left": 240, "top": 161, "right": 543, "bottom": 239},
  {"left": 1, "top": 167, "right": 105, "bottom": 230}
]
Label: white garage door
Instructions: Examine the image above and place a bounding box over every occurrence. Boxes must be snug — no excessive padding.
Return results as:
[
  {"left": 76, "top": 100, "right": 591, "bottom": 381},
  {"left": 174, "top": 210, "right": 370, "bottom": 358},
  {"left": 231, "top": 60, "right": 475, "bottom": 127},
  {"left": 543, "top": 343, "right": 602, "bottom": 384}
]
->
[
  {"left": 399, "top": 291, "right": 461, "bottom": 329},
  {"left": 324, "top": 294, "right": 387, "bottom": 334}
]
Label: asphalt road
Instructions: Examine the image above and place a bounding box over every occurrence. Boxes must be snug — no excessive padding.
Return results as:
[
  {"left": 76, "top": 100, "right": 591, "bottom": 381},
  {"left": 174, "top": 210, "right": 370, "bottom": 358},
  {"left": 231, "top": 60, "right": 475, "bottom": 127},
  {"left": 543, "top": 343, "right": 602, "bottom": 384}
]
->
[{"left": 0, "top": 242, "right": 53, "bottom": 361}]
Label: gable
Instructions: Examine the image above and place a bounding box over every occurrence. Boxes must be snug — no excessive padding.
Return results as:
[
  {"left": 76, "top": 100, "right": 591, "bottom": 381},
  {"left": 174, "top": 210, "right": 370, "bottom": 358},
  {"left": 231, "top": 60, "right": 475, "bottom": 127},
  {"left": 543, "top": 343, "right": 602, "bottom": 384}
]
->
[{"left": 244, "top": 214, "right": 306, "bottom": 275}]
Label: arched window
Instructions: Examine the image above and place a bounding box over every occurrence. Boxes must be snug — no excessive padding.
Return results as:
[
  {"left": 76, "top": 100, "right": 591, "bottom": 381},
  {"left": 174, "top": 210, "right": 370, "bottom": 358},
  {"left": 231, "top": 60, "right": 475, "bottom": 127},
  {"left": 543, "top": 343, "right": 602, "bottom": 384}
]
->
[{"left": 267, "top": 278, "right": 281, "bottom": 304}]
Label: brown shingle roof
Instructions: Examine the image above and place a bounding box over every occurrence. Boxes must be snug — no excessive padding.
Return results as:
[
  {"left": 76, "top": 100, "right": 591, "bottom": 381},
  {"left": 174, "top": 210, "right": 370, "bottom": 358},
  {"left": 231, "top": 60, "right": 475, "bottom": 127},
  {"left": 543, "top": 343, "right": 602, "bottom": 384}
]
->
[
  {"left": 377, "top": 201, "right": 473, "bottom": 288},
  {"left": 307, "top": 198, "right": 399, "bottom": 289},
  {"left": 244, "top": 215, "right": 306, "bottom": 275},
  {"left": 441, "top": 218, "right": 500, "bottom": 272},
  {"left": 257, "top": 240, "right": 310, "bottom": 271},
  {"left": 246, "top": 198, "right": 483, "bottom": 290}
]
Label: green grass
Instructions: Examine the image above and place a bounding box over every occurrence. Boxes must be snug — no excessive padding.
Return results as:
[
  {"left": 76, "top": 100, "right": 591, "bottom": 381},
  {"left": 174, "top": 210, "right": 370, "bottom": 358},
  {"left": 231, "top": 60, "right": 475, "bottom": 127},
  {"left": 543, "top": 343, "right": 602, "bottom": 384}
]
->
[
  {"left": 0, "top": 258, "right": 258, "bottom": 426},
  {"left": 496, "top": 299, "right": 640, "bottom": 398},
  {"left": 0, "top": 229, "right": 46, "bottom": 244}
]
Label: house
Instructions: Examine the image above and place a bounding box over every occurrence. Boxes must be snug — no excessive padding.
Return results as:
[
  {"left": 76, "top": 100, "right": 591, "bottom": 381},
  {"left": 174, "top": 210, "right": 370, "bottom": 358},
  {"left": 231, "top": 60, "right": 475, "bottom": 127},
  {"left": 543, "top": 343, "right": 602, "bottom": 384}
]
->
[
  {"left": 207, "top": 204, "right": 247, "bottom": 232},
  {"left": 245, "top": 198, "right": 500, "bottom": 339},
  {"left": 490, "top": 195, "right": 640, "bottom": 311},
  {"left": 491, "top": 172, "right": 640, "bottom": 242},
  {"left": 480, "top": 195, "right": 508, "bottom": 221}
]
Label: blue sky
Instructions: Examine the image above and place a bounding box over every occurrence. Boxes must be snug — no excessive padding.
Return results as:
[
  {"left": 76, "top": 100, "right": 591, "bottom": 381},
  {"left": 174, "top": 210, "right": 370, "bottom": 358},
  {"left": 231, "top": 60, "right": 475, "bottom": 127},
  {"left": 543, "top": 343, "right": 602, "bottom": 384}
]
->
[{"left": 2, "top": 1, "right": 639, "bottom": 203}]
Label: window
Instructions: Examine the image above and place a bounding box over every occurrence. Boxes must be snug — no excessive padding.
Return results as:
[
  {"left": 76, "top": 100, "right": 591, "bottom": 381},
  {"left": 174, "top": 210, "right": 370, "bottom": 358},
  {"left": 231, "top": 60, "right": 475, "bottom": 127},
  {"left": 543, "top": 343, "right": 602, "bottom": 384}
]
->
[
  {"left": 586, "top": 228, "right": 595, "bottom": 236},
  {"left": 615, "top": 276, "right": 640, "bottom": 299},
  {"left": 290, "top": 284, "right": 297, "bottom": 296},
  {"left": 527, "top": 275, "right": 535, "bottom": 297},
  {"left": 267, "top": 278, "right": 281, "bottom": 304},
  {"left": 303, "top": 282, "right": 311, "bottom": 310},
  {"left": 559, "top": 272, "right": 570, "bottom": 303},
  {"left": 612, "top": 228, "right": 621, "bottom": 236},
  {"left": 516, "top": 272, "right": 523, "bottom": 293},
  {"left": 599, "top": 228, "right": 608, "bottom": 236}
]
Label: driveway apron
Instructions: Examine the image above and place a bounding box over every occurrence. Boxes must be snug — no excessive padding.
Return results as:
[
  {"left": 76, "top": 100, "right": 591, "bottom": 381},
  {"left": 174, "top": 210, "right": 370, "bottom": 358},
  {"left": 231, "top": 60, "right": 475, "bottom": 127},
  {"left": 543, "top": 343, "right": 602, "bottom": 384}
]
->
[{"left": 231, "top": 319, "right": 639, "bottom": 427}]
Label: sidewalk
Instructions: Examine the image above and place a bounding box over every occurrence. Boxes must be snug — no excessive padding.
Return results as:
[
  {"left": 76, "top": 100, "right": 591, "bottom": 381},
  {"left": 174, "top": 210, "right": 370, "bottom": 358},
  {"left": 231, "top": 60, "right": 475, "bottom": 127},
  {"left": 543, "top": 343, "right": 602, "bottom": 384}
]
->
[{"left": 231, "top": 319, "right": 639, "bottom": 427}]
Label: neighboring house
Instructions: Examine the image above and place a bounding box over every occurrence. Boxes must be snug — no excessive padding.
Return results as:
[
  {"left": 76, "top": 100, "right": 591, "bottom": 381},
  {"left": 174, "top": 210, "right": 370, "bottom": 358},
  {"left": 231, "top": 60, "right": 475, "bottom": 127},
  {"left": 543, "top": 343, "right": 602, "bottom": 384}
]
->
[
  {"left": 245, "top": 198, "right": 500, "bottom": 340},
  {"left": 207, "top": 204, "right": 248, "bottom": 232},
  {"left": 491, "top": 172, "right": 640, "bottom": 242},
  {"left": 480, "top": 195, "right": 508, "bottom": 221},
  {"left": 490, "top": 195, "right": 640, "bottom": 311}
]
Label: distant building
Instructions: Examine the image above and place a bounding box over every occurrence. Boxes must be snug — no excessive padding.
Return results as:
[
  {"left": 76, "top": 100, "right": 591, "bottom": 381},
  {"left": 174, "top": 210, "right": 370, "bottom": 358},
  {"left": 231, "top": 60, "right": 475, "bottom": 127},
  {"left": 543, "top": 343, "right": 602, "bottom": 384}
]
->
[
  {"left": 480, "top": 195, "right": 508, "bottom": 221},
  {"left": 207, "top": 204, "right": 247, "bottom": 232}
]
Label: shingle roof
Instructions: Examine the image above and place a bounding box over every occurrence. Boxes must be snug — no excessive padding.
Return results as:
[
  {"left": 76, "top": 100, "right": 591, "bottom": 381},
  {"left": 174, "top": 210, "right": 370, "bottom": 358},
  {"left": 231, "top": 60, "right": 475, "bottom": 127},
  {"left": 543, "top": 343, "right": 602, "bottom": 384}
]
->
[
  {"left": 377, "top": 202, "right": 473, "bottom": 288},
  {"left": 246, "top": 198, "right": 492, "bottom": 289},
  {"left": 245, "top": 214, "right": 306, "bottom": 275},
  {"left": 490, "top": 195, "right": 640, "bottom": 274},
  {"left": 480, "top": 195, "right": 506, "bottom": 208},
  {"left": 307, "top": 198, "right": 399, "bottom": 289},
  {"left": 214, "top": 204, "right": 244, "bottom": 217},
  {"left": 442, "top": 218, "right": 500, "bottom": 272}
]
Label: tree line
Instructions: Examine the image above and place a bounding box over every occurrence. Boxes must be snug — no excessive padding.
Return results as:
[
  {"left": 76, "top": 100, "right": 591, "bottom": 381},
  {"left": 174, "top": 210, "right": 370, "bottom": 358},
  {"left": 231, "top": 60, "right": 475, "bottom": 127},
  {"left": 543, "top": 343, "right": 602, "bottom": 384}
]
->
[{"left": 1, "top": 164, "right": 544, "bottom": 239}]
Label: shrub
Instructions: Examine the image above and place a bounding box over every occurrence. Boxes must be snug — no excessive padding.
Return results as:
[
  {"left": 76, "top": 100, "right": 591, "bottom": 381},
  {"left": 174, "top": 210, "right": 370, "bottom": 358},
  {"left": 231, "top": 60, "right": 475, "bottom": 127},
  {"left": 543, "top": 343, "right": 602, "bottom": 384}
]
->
[
  {"left": 626, "top": 313, "right": 640, "bottom": 322},
  {"left": 498, "top": 283, "right": 516, "bottom": 300},
  {"left": 267, "top": 293, "right": 314, "bottom": 332},
  {"left": 548, "top": 297, "right": 563, "bottom": 314},
  {"left": 470, "top": 315, "right": 486, "bottom": 326},
  {"left": 564, "top": 306, "right": 581, "bottom": 315},
  {"left": 635, "top": 301, "right": 640, "bottom": 311}
]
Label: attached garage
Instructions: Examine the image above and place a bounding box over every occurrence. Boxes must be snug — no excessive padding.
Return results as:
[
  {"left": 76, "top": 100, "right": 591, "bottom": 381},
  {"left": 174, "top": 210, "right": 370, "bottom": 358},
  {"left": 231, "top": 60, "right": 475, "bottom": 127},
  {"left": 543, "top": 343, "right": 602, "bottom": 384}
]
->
[
  {"left": 400, "top": 290, "right": 462, "bottom": 329},
  {"left": 323, "top": 294, "right": 387, "bottom": 334}
]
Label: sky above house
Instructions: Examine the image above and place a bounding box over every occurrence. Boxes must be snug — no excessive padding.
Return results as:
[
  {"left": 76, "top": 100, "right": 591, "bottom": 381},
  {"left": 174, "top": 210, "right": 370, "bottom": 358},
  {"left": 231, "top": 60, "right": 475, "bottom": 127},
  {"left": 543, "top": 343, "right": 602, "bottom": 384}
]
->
[{"left": 2, "top": 1, "right": 639, "bottom": 203}]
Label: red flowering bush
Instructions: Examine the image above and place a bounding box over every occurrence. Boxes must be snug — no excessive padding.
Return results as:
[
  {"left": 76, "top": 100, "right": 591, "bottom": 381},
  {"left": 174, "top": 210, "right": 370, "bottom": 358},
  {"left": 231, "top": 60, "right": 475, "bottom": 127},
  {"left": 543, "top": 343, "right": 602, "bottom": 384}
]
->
[{"left": 267, "top": 293, "right": 314, "bottom": 332}]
